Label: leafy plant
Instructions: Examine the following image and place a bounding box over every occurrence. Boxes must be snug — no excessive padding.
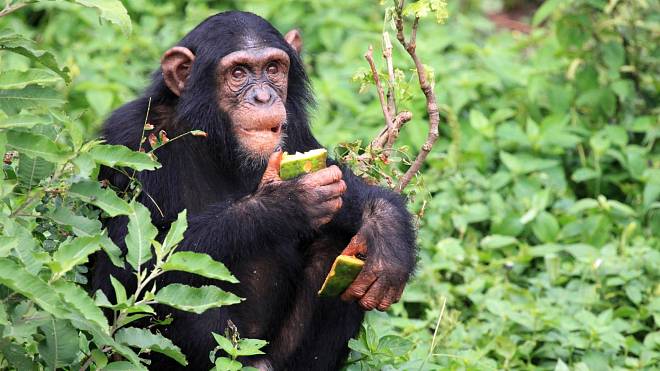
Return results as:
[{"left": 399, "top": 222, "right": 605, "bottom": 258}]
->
[{"left": 0, "top": 1, "right": 242, "bottom": 369}]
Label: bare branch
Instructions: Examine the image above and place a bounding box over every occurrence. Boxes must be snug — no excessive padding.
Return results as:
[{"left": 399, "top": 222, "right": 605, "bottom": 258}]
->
[
  {"left": 393, "top": 4, "right": 441, "bottom": 192},
  {"left": 364, "top": 45, "right": 396, "bottom": 149},
  {"left": 371, "top": 111, "right": 412, "bottom": 150},
  {"left": 0, "top": 2, "right": 27, "bottom": 17},
  {"left": 382, "top": 32, "right": 397, "bottom": 116}
]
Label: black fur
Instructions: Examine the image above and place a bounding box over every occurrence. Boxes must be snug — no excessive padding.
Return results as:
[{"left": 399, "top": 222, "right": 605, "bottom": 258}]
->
[{"left": 91, "top": 11, "right": 416, "bottom": 370}]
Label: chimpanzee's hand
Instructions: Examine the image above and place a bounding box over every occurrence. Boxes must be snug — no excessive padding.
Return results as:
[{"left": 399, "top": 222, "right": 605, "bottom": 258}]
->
[
  {"left": 340, "top": 233, "right": 409, "bottom": 311},
  {"left": 259, "top": 150, "right": 346, "bottom": 229}
]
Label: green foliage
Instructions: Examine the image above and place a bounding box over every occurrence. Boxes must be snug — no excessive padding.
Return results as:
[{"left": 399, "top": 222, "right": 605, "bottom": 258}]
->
[
  {"left": 0, "top": 0, "right": 658, "bottom": 370},
  {"left": 209, "top": 321, "right": 268, "bottom": 371},
  {"left": 0, "top": 2, "right": 240, "bottom": 369}
]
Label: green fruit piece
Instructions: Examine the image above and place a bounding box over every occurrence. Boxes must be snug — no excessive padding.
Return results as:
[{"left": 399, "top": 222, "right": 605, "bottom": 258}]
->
[
  {"left": 279, "top": 148, "right": 327, "bottom": 180},
  {"left": 318, "top": 255, "right": 365, "bottom": 297}
]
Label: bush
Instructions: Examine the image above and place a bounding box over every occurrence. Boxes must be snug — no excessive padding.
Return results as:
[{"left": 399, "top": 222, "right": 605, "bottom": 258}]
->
[{"left": 0, "top": 0, "right": 658, "bottom": 370}]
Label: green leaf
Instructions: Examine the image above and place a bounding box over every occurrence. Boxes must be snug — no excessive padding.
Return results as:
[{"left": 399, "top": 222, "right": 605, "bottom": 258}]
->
[
  {"left": 469, "top": 109, "right": 494, "bottom": 138},
  {"left": 103, "top": 361, "right": 148, "bottom": 371},
  {"left": 49, "top": 235, "right": 104, "bottom": 276},
  {"left": 214, "top": 357, "right": 242, "bottom": 371},
  {"left": 0, "top": 30, "right": 70, "bottom": 82},
  {"left": 89, "top": 144, "right": 161, "bottom": 171},
  {"left": 0, "top": 86, "right": 65, "bottom": 114},
  {"left": 73, "top": 0, "right": 132, "bottom": 35},
  {"left": 0, "top": 69, "right": 61, "bottom": 90},
  {"left": 234, "top": 338, "right": 268, "bottom": 357},
  {"left": 115, "top": 327, "right": 187, "bottom": 366},
  {"left": 110, "top": 275, "right": 127, "bottom": 304},
  {"left": 38, "top": 318, "right": 80, "bottom": 369},
  {"left": 69, "top": 180, "right": 132, "bottom": 217},
  {"left": 212, "top": 332, "right": 237, "bottom": 355},
  {"left": 161, "top": 210, "right": 188, "bottom": 255},
  {"left": 155, "top": 284, "right": 242, "bottom": 314},
  {"left": 480, "top": 235, "right": 518, "bottom": 249},
  {"left": 532, "top": 0, "right": 565, "bottom": 26},
  {"left": 500, "top": 152, "right": 559, "bottom": 174},
  {"left": 376, "top": 335, "right": 413, "bottom": 357},
  {"left": 572, "top": 167, "right": 600, "bottom": 182},
  {"left": 48, "top": 207, "right": 103, "bottom": 237},
  {"left": 532, "top": 211, "right": 560, "bottom": 243},
  {"left": 162, "top": 252, "right": 239, "bottom": 283},
  {"left": 0, "top": 338, "right": 37, "bottom": 370},
  {"left": 17, "top": 153, "right": 54, "bottom": 190},
  {"left": 51, "top": 280, "right": 109, "bottom": 333},
  {"left": 85, "top": 89, "right": 114, "bottom": 117},
  {"left": 0, "top": 113, "right": 49, "bottom": 129},
  {"left": 0, "top": 259, "right": 68, "bottom": 318},
  {"left": 125, "top": 201, "right": 157, "bottom": 271},
  {"left": 100, "top": 236, "right": 124, "bottom": 268},
  {"left": 6, "top": 130, "right": 71, "bottom": 163}
]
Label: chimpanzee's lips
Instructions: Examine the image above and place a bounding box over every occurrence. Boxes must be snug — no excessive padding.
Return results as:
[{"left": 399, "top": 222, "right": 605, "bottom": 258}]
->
[{"left": 240, "top": 122, "right": 282, "bottom": 134}]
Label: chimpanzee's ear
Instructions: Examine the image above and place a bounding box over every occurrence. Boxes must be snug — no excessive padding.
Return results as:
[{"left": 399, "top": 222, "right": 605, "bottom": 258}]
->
[
  {"left": 161, "top": 46, "right": 196, "bottom": 96},
  {"left": 284, "top": 29, "right": 303, "bottom": 54}
]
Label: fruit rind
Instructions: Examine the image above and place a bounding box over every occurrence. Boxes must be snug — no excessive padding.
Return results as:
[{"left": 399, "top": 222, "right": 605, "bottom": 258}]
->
[
  {"left": 318, "top": 255, "right": 365, "bottom": 297},
  {"left": 279, "top": 148, "right": 328, "bottom": 180}
]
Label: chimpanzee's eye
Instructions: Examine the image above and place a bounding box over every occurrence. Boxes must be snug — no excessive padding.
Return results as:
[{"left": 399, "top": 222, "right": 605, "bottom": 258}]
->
[
  {"left": 266, "top": 62, "right": 279, "bottom": 75},
  {"left": 231, "top": 66, "right": 247, "bottom": 80}
]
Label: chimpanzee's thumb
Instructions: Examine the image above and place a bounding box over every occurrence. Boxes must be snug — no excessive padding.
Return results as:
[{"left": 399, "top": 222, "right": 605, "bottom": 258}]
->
[{"left": 260, "top": 150, "right": 283, "bottom": 186}]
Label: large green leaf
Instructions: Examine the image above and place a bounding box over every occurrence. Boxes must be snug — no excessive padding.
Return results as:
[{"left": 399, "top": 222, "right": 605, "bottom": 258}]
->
[
  {"left": 160, "top": 210, "right": 187, "bottom": 255},
  {"left": 38, "top": 318, "right": 79, "bottom": 369},
  {"left": 49, "top": 235, "right": 104, "bottom": 277},
  {"left": 0, "top": 259, "right": 68, "bottom": 318},
  {"left": 162, "top": 252, "right": 239, "bottom": 283},
  {"left": 69, "top": 180, "right": 132, "bottom": 217},
  {"left": 0, "top": 113, "right": 50, "bottom": 129},
  {"left": 0, "top": 69, "right": 60, "bottom": 90},
  {"left": 48, "top": 207, "right": 103, "bottom": 237},
  {"left": 17, "top": 153, "right": 54, "bottom": 190},
  {"left": 0, "top": 30, "right": 70, "bottom": 82},
  {"left": 6, "top": 130, "right": 71, "bottom": 163},
  {"left": 125, "top": 201, "right": 157, "bottom": 271},
  {"left": 89, "top": 144, "right": 161, "bottom": 171},
  {"left": 51, "top": 280, "right": 109, "bottom": 334},
  {"left": 74, "top": 0, "right": 132, "bottom": 35},
  {"left": 155, "top": 284, "right": 242, "bottom": 314},
  {"left": 0, "top": 86, "right": 65, "bottom": 114},
  {"left": 115, "top": 327, "right": 187, "bottom": 366}
]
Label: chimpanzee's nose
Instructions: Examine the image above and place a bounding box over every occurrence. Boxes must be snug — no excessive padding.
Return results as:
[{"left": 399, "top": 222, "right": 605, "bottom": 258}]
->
[{"left": 252, "top": 87, "right": 273, "bottom": 105}]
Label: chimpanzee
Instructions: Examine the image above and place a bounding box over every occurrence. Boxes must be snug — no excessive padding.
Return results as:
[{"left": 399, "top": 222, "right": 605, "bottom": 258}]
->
[{"left": 91, "top": 11, "right": 416, "bottom": 371}]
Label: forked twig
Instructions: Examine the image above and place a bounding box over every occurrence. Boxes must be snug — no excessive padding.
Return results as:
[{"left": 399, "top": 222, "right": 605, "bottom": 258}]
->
[{"left": 364, "top": 0, "right": 441, "bottom": 193}]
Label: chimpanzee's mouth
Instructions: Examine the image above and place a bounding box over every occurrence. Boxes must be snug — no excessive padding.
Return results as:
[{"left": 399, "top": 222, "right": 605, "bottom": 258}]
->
[{"left": 240, "top": 122, "right": 282, "bottom": 134}]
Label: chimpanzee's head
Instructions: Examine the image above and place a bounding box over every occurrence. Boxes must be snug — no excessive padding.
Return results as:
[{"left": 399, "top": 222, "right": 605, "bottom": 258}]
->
[{"left": 153, "top": 11, "right": 313, "bottom": 167}]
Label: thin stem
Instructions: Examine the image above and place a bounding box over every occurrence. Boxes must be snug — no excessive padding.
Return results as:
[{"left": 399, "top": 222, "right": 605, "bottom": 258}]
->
[
  {"left": 382, "top": 32, "right": 397, "bottom": 116},
  {"left": 0, "top": 2, "right": 27, "bottom": 17},
  {"left": 365, "top": 45, "right": 395, "bottom": 149},
  {"left": 394, "top": 5, "right": 440, "bottom": 192}
]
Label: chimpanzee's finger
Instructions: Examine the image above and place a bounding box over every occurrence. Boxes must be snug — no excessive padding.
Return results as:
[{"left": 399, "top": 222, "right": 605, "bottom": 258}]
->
[
  {"left": 392, "top": 283, "right": 405, "bottom": 303},
  {"left": 301, "top": 165, "right": 342, "bottom": 187},
  {"left": 359, "top": 278, "right": 387, "bottom": 311},
  {"left": 259, "top": 150, "right": 283, "bottom": 186},
  {"left": 316, "top": 180, "right": 346, "bottom": 201},
  {"left": 340, "top": 270, "right": 377, "bottom": 302},
  {"left": 376, "top": 286, "right": 398, "bottom": 311}
]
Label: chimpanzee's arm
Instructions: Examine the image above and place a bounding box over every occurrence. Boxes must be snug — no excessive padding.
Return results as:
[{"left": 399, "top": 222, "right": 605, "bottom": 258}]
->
[
  {"left": 328, "top": 164, "right": 417, "bottom": 311},
  {"left": 179, "top": 185, "right": 314, "bottom": 260},
  {"left": 181, "top": 157, "right": 346, "bottom": 262}
]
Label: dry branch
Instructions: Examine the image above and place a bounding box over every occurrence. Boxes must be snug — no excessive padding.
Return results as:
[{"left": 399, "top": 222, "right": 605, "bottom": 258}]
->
[{"left": 364, "top": 0, "right": 441, "bottom": 193}]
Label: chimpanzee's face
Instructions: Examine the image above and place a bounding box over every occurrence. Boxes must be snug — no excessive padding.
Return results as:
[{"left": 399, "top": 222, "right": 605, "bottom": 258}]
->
[{"left": 217, "top": 47, "right": 290, "bottom": 158}]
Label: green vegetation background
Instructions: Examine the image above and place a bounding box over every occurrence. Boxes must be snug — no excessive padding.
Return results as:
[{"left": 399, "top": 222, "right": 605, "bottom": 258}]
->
[{"left": 1, "top": 0, "right": 658, "bottom": 369}]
